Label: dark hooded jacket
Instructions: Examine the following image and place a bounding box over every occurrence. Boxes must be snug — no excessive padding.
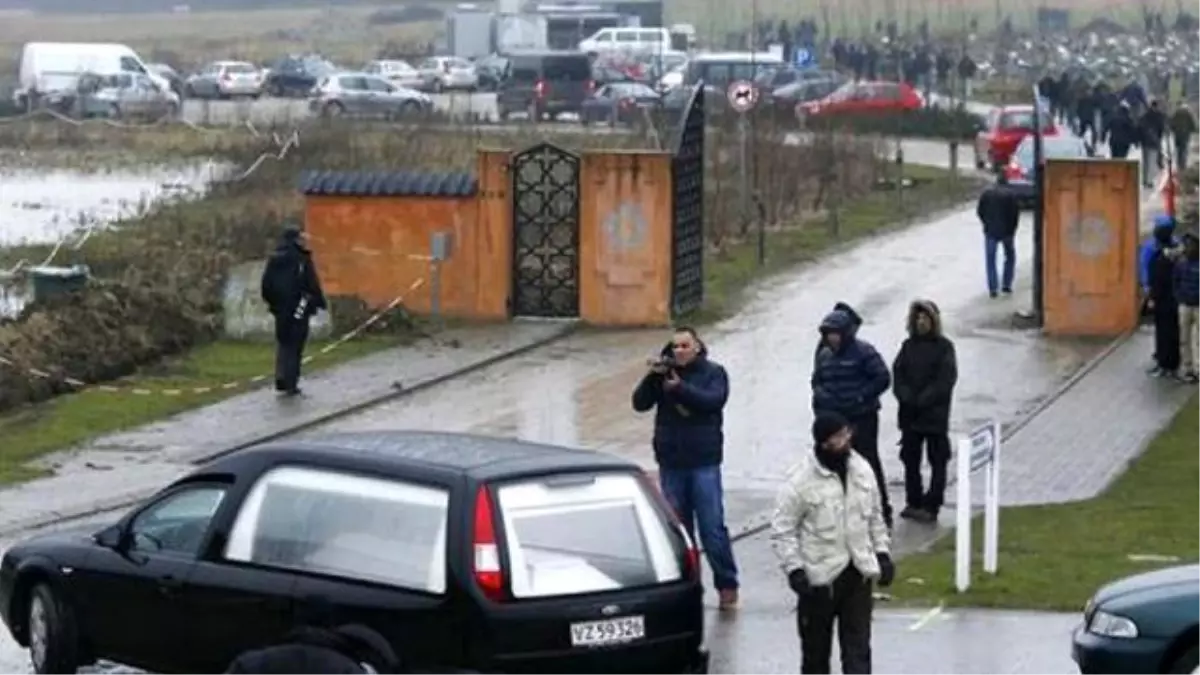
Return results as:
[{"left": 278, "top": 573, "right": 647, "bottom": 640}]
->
[
  {"left": 632, "top": 341, "right": 730, "bottom": 469},
  {"left": 811, "top": 310, "right": 891, "bottom": 419},
  {"left": 891, "top": 300, "right": 958, "bottom": 435},
  {"left": 1105, "top": 106, "right": 1138, "bottom": 154},
  {"left": 812, "top": 302, "right": 863, "bottom": 358},
  {"left": 261, "top": 229, "right": 327, "bottom": 320},
  {"left": 225, "top": 624, "right": 400, "bottom": 674}
]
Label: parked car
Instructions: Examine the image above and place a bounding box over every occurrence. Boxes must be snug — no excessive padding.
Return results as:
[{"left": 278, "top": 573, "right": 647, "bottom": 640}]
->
[
  {"left": 974, "top": 104, "right": 1058, "bottom": 171},
  {"left": 474, "top": 54, "right": 510, "bottom": 91},
  {"left": 496, "top": 50, "right": 594, "bottom": 122},
  {"left": 580, "top": 81, "right": 661, "bottom": 126},
  {"left": 753, "top": 65, "right": 839, "bottom": 92},
  {"left": 264, "top": 55, "right": 336, "bottom": 97},
  {"left": 0, "top": 432, "right": 707, "bottom": 674},
  {"left": 796, "top": 80, "right": 923, "bottom": 119},
  {"left": 184, "top": 60, "right": 263, "bottom": 99},
  {"left": 80, "top": 72, "right": 179, "bottom": 120},
  {"left": 1071, "top": 564, "right": 1198, "bottom": 674},
  {"left": 658, "top": 63, "right": 686, "bottom": 92},
  {"left": 416, "top": 56, "right": 478, "bottom": 92},
  {"left": 1001, "top": 134, "right": 1091, "bottom": 208},
  {"left": 309, "top": 72, "right": 432, "bottom": 119},
  {"left": 146, "top": 62, "right": 184, "bottom": 99},
  {"left": 766, "top": 77, "right": 843, "bottom": 116},
  {"left": 364, "top": 59, "right": 424, "bottom": 90}
]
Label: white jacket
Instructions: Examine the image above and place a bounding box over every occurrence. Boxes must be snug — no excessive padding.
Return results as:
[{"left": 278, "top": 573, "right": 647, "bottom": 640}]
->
[{"left": 769, "top": 451, "right": 891, "bottom": 586}]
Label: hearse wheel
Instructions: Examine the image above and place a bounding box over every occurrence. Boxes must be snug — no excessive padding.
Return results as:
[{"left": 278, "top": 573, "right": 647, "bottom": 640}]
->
[{"left": 27, "top": 583, "right": 80, "bottom": 674}]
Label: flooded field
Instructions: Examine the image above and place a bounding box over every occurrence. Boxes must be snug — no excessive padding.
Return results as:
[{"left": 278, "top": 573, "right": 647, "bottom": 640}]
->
[{"left": 0, "top": 159, "right": 221, "bottom": 317}]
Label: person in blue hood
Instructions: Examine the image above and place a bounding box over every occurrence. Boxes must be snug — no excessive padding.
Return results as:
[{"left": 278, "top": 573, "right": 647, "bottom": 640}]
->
[
  {"left": 811, "top": 309, "right": 894, "bottom": 527},
  {"left": 1148, "top": 218, "right": 1182, "bottom": 377},
  {"left": 1141, "top": 215, "right": 1179, "bottom": 298},
  {"left": 632, "top": 326, "right": 740, "bottom": 609}
]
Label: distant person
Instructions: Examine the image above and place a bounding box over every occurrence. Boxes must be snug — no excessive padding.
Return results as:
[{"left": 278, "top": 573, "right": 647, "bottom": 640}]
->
[
  {"left": 1105, "top": 102, "right": 1138, "bottom": 159},
  {"left": 976, "top": 185, "right": 1021, "bottom": 297},
  {"left": 632, "top": 326, "right": 740, "bottom": 610},
  {"left": 261, "top": 223, "right": 327, "bottom": 397},
  {"left": 1139, "top": 99, "right": 1167, "bottom": 188},
  {"left": 1176, "top": 233, "right": 1200, "bottom": 383},
  {"left": 891, "top": 300, "right": 958, "bottom": 524},
  {"left": 770, "top": 412, "right": 894, "bottom": 675},
  {"left": 226, "top": 624, "right": 400, "bottom": 674},
  {"left": 1169, "top": 103, "right": 1197, "bottom": 171},
  {"left": 811, "top": 309, "right": 894, "bottom": 528},
  {"left": 1148, "top": 218, "right": 1182, "bottom": 378}
]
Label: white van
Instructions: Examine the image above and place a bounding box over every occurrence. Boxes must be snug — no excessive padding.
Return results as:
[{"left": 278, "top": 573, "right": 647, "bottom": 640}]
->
[
  {"left": 578, "top": 27, "right": 671, "bottom": 55},
  {"left": 17, "top": 42, "right": 171, "bottom": 105},
  {"left": 684, "top": 51, "right": 783, "bottom": 88}
]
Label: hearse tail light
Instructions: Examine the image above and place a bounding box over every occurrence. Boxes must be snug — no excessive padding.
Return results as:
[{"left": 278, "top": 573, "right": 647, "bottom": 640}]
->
[
  {"left": 472, "top": 485, "right": 507, "bottom": 602},
  {"left": 637, "top": 470, "right": 700, "bottom": 581}
]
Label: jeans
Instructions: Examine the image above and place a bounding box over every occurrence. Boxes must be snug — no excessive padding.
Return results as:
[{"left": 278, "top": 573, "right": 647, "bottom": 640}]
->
[
  {"left": 1142, "top": 145, "right": 1160, "bottom": 186},
  {"left": 658, "top": 465, "right": 739, "bottom": 590},
  {"left": 796, "top": 566, "right": 874, "bottom": 674},
  {"left": 1176, "top": 141, "right": 1190, "bottom": 172},
  {"left": 984, "top": 235, "right": 1016, "bottom": 294},
  {"left": 274, "top": 316, "right": 310, "bottom": 391}
]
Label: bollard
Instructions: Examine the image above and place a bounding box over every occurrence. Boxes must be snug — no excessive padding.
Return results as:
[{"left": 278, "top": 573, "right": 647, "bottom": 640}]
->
[
  {"left": 948, "top": 140, "right": 959, "bottom": 184},
  {"left": 894, "top": 146, "right": 905, "bottom": 216}
]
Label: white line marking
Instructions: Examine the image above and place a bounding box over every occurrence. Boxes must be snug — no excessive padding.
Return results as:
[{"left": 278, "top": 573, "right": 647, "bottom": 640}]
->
[{"left": 908, "top": 603, "right": 944, "bottom": 632}]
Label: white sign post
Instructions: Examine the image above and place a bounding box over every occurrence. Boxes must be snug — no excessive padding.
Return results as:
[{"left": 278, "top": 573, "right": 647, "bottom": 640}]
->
[{"left": 955, "top": 420, "right": 1002, "bottom": 592}]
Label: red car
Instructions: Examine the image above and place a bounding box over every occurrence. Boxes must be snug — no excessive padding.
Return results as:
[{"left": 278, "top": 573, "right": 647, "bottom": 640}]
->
[
  {"left": 795, "top": 80, "right": 923, "bottom": 119},
  {"left": 973, "top": 104, "right": 1058, "bottom": 171}
]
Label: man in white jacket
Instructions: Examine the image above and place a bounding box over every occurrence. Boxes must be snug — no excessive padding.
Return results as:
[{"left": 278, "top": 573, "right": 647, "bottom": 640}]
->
[{"left": 770, "top": 411, "right": 895, "bottom": 674}]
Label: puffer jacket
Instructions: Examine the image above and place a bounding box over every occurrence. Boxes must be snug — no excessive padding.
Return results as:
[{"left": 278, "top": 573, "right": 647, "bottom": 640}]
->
[
  {"left": 892, "top": 300, "right": 958, "bottom": 435},
  {"left": 769, "top": 451, "right": 891, "bottom": 586},
  {"left": 811, "top": 310, "right": 891, "bottom": 418}
]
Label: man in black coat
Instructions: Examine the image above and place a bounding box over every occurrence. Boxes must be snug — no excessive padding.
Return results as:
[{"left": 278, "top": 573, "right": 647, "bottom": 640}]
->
[
  {"left": 1139, "top": 99, "right": 1167, "bottom": 188},
  {"left": 976, "top": 185, "right": 1021, "bottom": 297},
  {"left": 891, "top": 300, "right": 958, "bottom": 524},
  {"left": 226, "top": 624, "right": 400, "bottom": 674},
  {"left": 261, "top": 223, "right": 327, "bottom": 396},
  {"left": 1148, "top": 221, "right": 1182, "bottom": 377},
  {"left": 632, "top": 326, "right": 740, "bottom": 609},
  {"left": 1105, "top": 103, "right": 1138, "bottom": 159}
]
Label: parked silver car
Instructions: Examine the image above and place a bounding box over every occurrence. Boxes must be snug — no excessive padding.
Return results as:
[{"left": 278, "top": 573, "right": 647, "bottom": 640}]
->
[
  {"left": 81, "top": 73, "right": 180, "bottom": 120},
  {"left": 309, "top": 72, "right": 433, "bottom": 119},
  {"left": 184, "top": 61, "right": 264, "bottom": 99},
  {"left": 364, "top": 59, "right": 424, "bottom": 90},
  {"left": 416, "top": 56, "right": 478, "bottom": 92}
]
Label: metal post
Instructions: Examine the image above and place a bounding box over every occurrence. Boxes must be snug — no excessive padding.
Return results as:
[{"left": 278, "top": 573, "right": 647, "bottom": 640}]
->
[
  {"left": 738, "top": 113, "right": 751, "bottom": 239},
  {"left": 430, "top": 231, "right": 452, "bottom": 330},
  {"left": 1032, "top": 86, "right": 1045, "bottom": 326}
]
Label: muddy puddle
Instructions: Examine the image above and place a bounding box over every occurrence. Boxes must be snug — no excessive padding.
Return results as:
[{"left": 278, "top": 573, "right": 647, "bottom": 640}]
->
[{"left": 0, "top": 162, "right": 223, "bottom": 318}]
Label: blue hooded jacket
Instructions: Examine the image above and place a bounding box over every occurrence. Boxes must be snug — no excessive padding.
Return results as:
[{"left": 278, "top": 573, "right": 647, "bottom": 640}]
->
[
  {"left": 811, "top": 310, "right": 891, "bottom": 418},
  {"left": 1140, "top": 215, "right": 1177, "bottom": 292}
]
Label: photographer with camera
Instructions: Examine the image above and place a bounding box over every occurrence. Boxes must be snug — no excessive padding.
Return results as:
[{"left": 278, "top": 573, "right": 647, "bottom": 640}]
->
[{"left": 632, "top": 326, "right": 740, "bottom": 610}]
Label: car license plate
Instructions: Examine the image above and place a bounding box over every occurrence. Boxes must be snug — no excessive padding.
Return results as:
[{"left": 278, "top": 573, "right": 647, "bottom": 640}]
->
[{"left": 570, "top": 615, "right": 645, "bottom": 647}]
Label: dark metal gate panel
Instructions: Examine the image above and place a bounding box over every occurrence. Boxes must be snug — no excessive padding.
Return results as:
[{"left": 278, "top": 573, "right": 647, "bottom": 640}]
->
[
  {"left": 670, "top": 84, "right": 705, "bottom": 317},
  {"left": 511, "top": 142, "right": 581, "bottom": 318}
]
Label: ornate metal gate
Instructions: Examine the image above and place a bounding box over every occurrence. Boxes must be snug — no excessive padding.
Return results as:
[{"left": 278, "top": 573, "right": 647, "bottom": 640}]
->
[
  {"left": 510, "top": 142, "right": 581, "bottom": 318},
  {"left": 669, "top": 85, "right": 706, "bottom": 316}
]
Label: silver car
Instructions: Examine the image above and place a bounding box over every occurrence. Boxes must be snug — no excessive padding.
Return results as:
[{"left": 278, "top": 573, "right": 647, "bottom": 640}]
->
[
  {"left": 184, "top": 61, "right": 264, "bottom": 99},
  {"left": 309, "top": 72, "right": 433, "bottom": 119},
  {"left": 364, "top": 59, "right": 424, "bottom": 90},
  {"left": 416, "top": 56, "right": 478, "bottom": 92},
  {"left": 83, "top": 73, "right": 180, "bottom": 120}
]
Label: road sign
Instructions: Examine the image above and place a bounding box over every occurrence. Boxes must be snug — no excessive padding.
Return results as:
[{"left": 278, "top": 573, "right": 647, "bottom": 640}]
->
[
  {"left": 794, "top": 46, "right": 813, "bottom": 67},
  {"left": 956, "top": 420, "right": 1003, "bottom": 593},
  {"left": 968, "top": 422, "right": 997, "bottom": 472},
  {"left": 726, "top": 80, "right": 758, "bottom": 113}
]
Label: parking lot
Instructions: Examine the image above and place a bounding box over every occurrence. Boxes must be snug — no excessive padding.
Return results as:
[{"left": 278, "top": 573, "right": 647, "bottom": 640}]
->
[{"left": 181, "top": 91, "right": 521, "bottom": 126}]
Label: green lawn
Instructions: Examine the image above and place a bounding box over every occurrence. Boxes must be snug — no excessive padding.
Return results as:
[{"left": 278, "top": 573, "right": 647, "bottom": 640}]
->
[
  {"left": 891, "top": 395, "right": 1200, "bottom": 612},
  {"left": 700, "top": 164, "right": 978, "bottom": 321},
  {"left": 0, "top": 335, "right": 409, "bottom": 485}
]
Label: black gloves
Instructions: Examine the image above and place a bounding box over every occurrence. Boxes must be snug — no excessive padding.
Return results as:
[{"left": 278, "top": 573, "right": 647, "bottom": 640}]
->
[
  {"left": 788, "top": 569, "right": 811, "bottom": 595},
  {"left": 877, "top": 553, "right": 895, "bottom": 588}
]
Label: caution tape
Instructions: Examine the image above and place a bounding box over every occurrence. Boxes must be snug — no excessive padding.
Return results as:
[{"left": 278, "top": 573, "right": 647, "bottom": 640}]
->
[{"left": 0, "top": 277, "right": 426, "bottom": 397}]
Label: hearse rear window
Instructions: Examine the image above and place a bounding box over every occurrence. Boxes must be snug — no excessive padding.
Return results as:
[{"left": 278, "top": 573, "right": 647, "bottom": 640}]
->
[
  {"left": 496, "top": 472, "right": 682, "bottom": 599},
  {"left": 225, "top": 466, "right": 449, "bottom": 593}
]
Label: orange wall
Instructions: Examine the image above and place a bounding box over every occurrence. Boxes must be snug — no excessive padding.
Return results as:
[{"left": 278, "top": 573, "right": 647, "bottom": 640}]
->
[
  {"left": 1043, "top": 159, "right": 1140, "bottom": 337},
  {"left": 579, "top": 151, "right": 674, "bottom": 327},
  {"left": 305, "top": 185, "right": 510, "bottom": 320},
  {"left": 476, "top": 150, "right": 515, "bottom": 320}
]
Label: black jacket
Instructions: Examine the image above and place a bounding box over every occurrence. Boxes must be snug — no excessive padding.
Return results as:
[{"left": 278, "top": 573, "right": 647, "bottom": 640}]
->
[
  {"left": 892, "top": 300, "right": 958, "bottom": 435},
  {"left": 632, "top": 342, "right": 729, "bottom": 469},
  {"left": 225, "top": 625, "right": 400, "bottom": 674},
  {"left": 261, "top": 232, "right": 327, "bottom": 320},
  {"left": 976, "top": 186, "right": 1020, "bottom": 240},
  {"left": 1105, "top": 109, "right": 1138, "bottom": 152},
  {"left": 1139, "top": 107, "right": 1167, "bottom": 146}
]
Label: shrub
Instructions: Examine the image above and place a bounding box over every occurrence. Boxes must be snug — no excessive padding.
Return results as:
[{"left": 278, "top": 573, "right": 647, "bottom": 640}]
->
[{"left": 803, "top": 106, "right": 984, "bottom": 140}]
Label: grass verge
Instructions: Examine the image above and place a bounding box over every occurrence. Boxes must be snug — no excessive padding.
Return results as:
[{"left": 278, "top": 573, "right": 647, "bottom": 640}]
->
[
  {"left": 698, "top": 164, "right": 982, "bottom": 322},
  {"left": 0, "top": 334, "right": 411, "bottom": 485},
  {"left": 889, "top": 394, "right": 1200, "bottom": 612}
]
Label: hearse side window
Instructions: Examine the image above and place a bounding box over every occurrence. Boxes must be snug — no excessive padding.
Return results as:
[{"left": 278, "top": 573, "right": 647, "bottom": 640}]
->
[
  {"left": 129, "top": 484, "right": 228, "bottom": 557},
  {"left": 496, "top": 472, "right": 682, "bottom": 599},
  {"left": 224, "top": 466, "right": 449, "bottom": 594}
]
